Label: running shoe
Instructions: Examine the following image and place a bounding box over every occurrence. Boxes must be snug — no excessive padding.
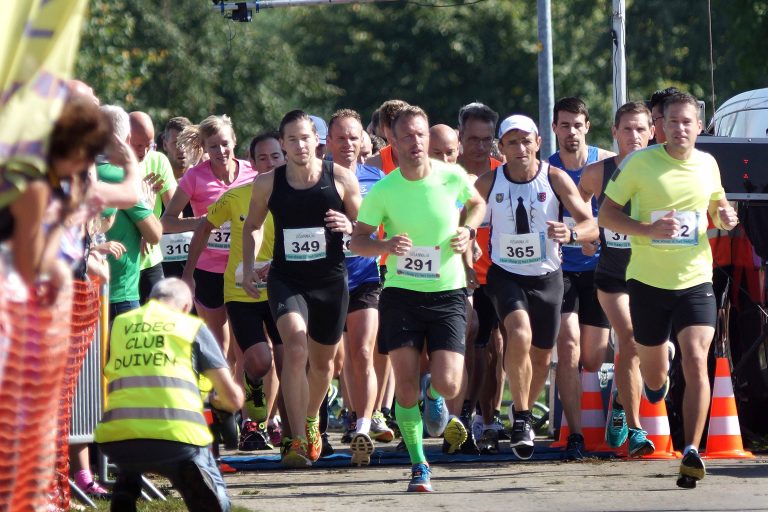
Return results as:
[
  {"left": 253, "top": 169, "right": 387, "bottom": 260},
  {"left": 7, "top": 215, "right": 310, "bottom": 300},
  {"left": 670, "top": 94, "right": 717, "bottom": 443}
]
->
[
  {"left": 306, "top": 417, "right": 322, "bottom": 462},
  {"left": 395, "top": 439, "right": 408, "bottom": 452},
  {"left": 280, "top": 437, "right": 292, "bottom": 460},
  {"left": 442, "top": 416, "right": 468, "bottom": 454},
  {"left": 282, "top": 437, "right": 312, "bottom": 468},
  {"left": 78, "top": 480, "right": 111, "bottom": 500},
  {"left": 321, "top": 432, "right": 334, "bottom": 458},
  {"left": 238, "top": 420, "right": 272, "bottom": 451},
  {"left": 243, "top": 373, "right": 268, "bottom": 422},
  {"left": 643, "top": 377, "right": 670, "bottom": 404},
  {"left": 627, "top": 427, "right": 655, "bottom": 457},
  {"left": 677, "top": 448, "right": 706, "bottom": 488},
  {"left": 493, "top": 412, "right": 510, "bottom": 441},
  {"left": 605, "top": 390, "right": 629, "bottom": 448},
  {"left": 458, "top": 413, "right": 480, "bottom": 455},
  {"left": 565, "top": 433, "right": 586, "bottom": 461},
  {"left": 422, "top": 376, "right": 449, "bottom": 437},
  {"left": 510, "top": 416, "right": 534, "bottom": 460},
  {"left": 477, "top": 428, "right": 500, "bottom": 455},
  {"left": 370, "top": 410, "right": 395, "bottom": 443},
  {"left": 268, "top": 417, "right": 282, "bottom": 446},
  {"left": 471, "top": 414, "right": 485, "bottom": 443},
  {"left": 350, "top": 432, "right": 375, "bottom": 466},
  {"left": 407, "top": 462, "right": 433, "bottom": 493},
  {"left": 341, "top": 411, "right": 357, "bottom": 443}
]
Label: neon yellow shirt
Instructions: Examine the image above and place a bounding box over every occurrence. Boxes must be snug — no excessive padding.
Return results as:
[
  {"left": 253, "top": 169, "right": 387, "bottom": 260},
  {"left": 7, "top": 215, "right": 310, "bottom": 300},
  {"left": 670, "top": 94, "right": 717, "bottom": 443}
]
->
[
  {"left": 140, "top": 151, "right": 176, "bottom": 270},
  {"left": 357, "top": 160, "right": 473, "bottom": 292},
  {"left": 604, "top": 145, "right": 724, "bottom": 290},
  {"left": 207, "top": 185, "right": 274, "bottom": 303}
]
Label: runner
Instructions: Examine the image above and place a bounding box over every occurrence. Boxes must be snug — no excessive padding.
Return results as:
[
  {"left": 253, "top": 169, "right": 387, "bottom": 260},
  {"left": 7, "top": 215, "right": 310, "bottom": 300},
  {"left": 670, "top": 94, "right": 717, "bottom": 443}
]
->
[
  {"left": 600, "top": 92, "right": 738, "bottom": 488},
  {"left": 649, "top": 87, "right": 680, "bottom": 144},
  {"left": 241, "top": 110, "right": 361, "bottom": 468},
  {"left": 578, "top": 101, "right": 655, "bottom": 456},
  {"left": 351, "top": 105, "right": 485, "bottom": 492},
  {"left": 476, "top": 114, "right": 597, "bottom": 461},
  {"left": 365, "top": 99, "right": 409, "bottom": 174},
  {"left": 428, "top": 124, "right": 460, "bottom": 163},
  {"left": 161, "top": 115, "right": 257, "bottom": 362},
  {"left": 548, "top": 97, "right": 615, "bottom": 458},
  {"left": 326, "top": 109, "right": 393, "bottom": 466}
]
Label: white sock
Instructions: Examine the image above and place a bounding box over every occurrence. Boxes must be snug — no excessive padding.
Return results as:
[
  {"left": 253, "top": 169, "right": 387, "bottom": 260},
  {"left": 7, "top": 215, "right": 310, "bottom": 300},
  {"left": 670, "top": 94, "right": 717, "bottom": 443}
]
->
[
  {"left": 356, "top": 417, "right": 371, "bottom": 435},
  {"left": 683, "top": 444, "right": 698, "bottom": 456}
]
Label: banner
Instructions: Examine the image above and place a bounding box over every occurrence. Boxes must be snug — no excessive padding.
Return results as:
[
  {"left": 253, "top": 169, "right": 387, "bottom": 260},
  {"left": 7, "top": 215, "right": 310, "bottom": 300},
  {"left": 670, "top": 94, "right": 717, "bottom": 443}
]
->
[{"left": 0, "top": 0, "right": 89, "bottom": 208}]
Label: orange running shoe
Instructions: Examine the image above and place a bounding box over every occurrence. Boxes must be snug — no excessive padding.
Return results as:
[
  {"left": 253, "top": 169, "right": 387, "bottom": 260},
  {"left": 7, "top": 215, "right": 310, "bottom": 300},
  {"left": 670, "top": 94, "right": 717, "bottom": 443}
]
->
[
  {"left": 306, "top": 417, "right": 322, "bottom": 462},
  {"left": 282, "top": 437, "right": 311, "bottom": 468}
]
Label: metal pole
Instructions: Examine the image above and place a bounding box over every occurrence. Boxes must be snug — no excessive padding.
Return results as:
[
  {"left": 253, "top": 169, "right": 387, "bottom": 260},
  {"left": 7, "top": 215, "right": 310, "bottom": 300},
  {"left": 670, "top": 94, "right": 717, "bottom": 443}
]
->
[
  {"left": 537, "top": 0, "right": 555, "bottom": 159},
  {"left": 213, "top": 0, "right": 397, "bottom": 11},
  {"left": 612, "top": 0, "right": 627, "bottom": 114}
]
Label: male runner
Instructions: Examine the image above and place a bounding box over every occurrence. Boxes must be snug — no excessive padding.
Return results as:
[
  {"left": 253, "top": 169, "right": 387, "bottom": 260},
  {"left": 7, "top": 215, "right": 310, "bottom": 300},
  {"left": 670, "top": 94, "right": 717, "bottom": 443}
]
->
[
  {"left": 351, "top": 105, "right": 485, "bottom": 492},
  {"left": 241, "top": 110, "right": 361, "bottom": 468},
  {"left": 600, "top": 92, "right": 738, "bottom": 488},
  {"left": 428, "top": 124, "right": 460, "bottom": 163},
  {"left": 578, "top": 101, "right": 655, "bottom": 456},
  {"left": 548, "top": 97, "right": 614, "bottom": 458},
  {"left": 365, "top": 99, "right": 409, "bottom": 174},
  {"left": 649, "top": 87, "right": 680, "bottom": 144},
  {"left": 476, "top": 115, "right": 597, "bottom": 460}
]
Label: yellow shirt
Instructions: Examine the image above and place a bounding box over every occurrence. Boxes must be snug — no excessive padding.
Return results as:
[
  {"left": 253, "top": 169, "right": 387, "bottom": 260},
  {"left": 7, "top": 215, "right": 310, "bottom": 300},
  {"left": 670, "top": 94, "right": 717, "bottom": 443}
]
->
[
  {"left": 207, "top": 185, "right": 274, "bottom": 303},
  {"left": 604, "top": 144, "right": 724, "bottom": 290}
]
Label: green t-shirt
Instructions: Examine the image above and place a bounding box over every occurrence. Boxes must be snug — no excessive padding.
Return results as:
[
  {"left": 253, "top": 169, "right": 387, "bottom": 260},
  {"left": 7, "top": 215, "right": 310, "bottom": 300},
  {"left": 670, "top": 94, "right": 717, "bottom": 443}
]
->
[
  {"left": 207, "top": 185, "right": 275, "bottom": 304},
  {"left": 139, "top": 151, "right": 175, "bottom": 270},
  {"left": 99, "top": 163, "right": 154, "bottom": 303},
  {"left": 357, "top": 160, "right": 473, "bottom": 292},
  {"left": 97, "top": 161, "right": 125, "bottom": 218},
  {"left": 604, "top": 145, "right": 725, "bottom": 290}
]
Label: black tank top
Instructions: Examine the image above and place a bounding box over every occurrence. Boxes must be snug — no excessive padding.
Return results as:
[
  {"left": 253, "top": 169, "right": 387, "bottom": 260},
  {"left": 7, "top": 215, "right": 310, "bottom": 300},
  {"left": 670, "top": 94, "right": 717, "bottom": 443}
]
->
[
  {"left": 596, "top": 157, "right": 631, "bottom": 279},
  {"left": 268, "top": 160, "right": 346, "bottom": 282}
]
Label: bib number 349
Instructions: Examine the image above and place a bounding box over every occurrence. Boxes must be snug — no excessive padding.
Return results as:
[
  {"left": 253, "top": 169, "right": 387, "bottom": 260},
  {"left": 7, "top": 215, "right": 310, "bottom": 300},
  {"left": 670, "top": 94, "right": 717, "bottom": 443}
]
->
[
  {"left": 283, "top": 228, "right": 327, "bottom": 261},
  {"left": 396, "top": 246, "right": 441, "bottom": 279}
]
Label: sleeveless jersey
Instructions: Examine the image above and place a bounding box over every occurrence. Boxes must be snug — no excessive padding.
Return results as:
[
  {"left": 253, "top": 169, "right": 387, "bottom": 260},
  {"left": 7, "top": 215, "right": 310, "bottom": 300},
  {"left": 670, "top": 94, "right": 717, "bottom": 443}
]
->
[
  {"left": 548, "top": 146, "right": 600, "bottom": 272},
  {"left": 268, "top": 160, "right": 345, "bottom": 282},
  {"left": 595, "top": 157, "right": 631, "bottom": 279},
  {"left": 488, "top": 162, "right": 562, "bottom": 276}
]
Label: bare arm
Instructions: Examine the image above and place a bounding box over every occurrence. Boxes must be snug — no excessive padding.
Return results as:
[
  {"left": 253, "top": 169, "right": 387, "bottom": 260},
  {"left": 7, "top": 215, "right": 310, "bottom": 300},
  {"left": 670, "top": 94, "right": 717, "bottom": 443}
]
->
[
  {"left": 205, "top": 367, "right": 244, "bottom": 413},
  {"left": 599, "top": 197, "right": 679, "bottom": 239},
  {"left": 548, "top": 167, "right": 598, "bottom": 243},
  {"left": 9, "top": 181, "right": 51, "bottom": 285},
  {"left": 160, "top": 187, "right": 204, "bottom": 233},
  {"left": 242, "top": 173, "right": 273, "bottom": 298},
  {"left": 86, "top": 137, "right": 141, "bottom": 210},
  {"left": 708, "top": 197, "right": 738, "bottom": 231},
  {"left": 181, "top": 219, "right": 215, "bottom": 289},
  {"left": 578, "top": 161, "right": 604, "bottom": 203},
  {"left": 350, "top": 221, "right": 411, "bottom": 257},
  {"left": 135, "top": 214, "right": 162, "bottom": 245}
]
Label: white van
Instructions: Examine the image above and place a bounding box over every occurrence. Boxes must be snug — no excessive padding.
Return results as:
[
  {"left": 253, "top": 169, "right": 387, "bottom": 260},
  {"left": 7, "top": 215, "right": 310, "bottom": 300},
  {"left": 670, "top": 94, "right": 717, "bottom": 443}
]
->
[{"left": 708, "top": 88, "right": 768, "bottom": 138}]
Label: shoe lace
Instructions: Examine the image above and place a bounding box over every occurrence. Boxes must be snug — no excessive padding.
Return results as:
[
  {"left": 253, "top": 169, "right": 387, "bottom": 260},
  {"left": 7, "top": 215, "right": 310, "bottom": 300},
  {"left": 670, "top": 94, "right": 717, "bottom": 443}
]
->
[
  {"left": 412, "top": 463, "right": 429, "bottom": 479},
  {"left": 307, "top": 419, "right": 320, "bottom": 444}
]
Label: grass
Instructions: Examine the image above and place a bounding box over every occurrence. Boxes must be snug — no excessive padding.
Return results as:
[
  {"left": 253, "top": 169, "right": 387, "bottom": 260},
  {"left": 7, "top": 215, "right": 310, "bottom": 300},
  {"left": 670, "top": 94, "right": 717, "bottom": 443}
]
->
[{"left": 92, "top": 498, "right": 254, "bottom": 511}]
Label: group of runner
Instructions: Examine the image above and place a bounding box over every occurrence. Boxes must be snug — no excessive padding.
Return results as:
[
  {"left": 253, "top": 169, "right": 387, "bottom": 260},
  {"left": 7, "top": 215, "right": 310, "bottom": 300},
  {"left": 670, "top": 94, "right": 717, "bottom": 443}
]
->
[{"left": 145, "top": 91, "right": 735, "bottom": 492}]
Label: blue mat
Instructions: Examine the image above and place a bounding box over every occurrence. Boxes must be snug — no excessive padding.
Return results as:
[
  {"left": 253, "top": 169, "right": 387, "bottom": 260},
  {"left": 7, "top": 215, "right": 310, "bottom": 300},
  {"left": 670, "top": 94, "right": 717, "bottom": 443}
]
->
[{"left": 221, "top": 445, "right": 617, "bottom": 470}]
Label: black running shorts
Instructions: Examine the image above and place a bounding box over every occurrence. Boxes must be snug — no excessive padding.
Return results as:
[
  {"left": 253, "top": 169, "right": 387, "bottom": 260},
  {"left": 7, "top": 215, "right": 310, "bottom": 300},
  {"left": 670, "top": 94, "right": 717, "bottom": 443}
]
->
[
  {"left": 267, "top": 270, "right": 349, "bottom": 346},
  {"left": 485, "top": 264, "right": 563, "bottom": 350},
  {"left": 377, "top": 287, "right": 467, "bottom": 356},
  {"left": 225, "top": 300, "right": 282, "bottom": 351},
  {"left": 193, "top": 268, "right": 225, "bottom": 309},
  {"left": 348, "top": 281, "right": 382, "bottom": 314},
  {"left": 594, "top": 272, "right": 628, "bottom": 295},
  {"left": 561, "top": 270, "right": 610, "bottom": 328},
  {"left": 472, "top": 285, "right": 499, "bottom": 348},
  {"left": 627, "top": 279, "right": 717, "bottom": 347}
]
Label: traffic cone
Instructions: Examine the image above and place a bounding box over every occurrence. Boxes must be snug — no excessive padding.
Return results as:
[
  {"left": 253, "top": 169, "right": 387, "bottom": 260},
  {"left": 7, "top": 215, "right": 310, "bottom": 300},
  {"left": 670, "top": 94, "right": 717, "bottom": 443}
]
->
[
  {"left": 550, "top": 371, "right": 606, "bottom": 451},
  {"left": 635, "top": 394, "right": 680, "bottom": 459},
  {"left": 703, "top": 358, "right": 754, "bottom": 459}
]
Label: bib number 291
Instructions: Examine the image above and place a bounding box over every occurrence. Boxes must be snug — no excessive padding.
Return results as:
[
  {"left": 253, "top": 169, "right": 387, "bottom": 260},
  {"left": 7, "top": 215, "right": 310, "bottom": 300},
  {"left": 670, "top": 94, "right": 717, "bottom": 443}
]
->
[{"left": 396, "top": 246, "right": 440, "bottom": 279}]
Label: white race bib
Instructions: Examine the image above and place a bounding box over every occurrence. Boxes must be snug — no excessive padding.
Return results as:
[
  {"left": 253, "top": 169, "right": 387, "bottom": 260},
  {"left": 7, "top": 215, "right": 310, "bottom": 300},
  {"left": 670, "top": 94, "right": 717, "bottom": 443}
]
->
[
  {"left": 603, "top": 228, "right": 630, "bottom": 249},
  {"left": 235, "top": 260, "right": 269, "bottom": 289},
  {"left": 650, "top": 210, "right": 699, "bottom": 246},
  {"left": 499, "top": 232, "right": 545, "bottom": 265},
  {"left": 283, "top": 228, "right": 326, "bottom": 261},
  {"left": 563, "top": 216, "right": 580, "bottom": 248},
  {"left": 396, "top": 246, "right": 441, "bottom": 279},
  {"left": 207, "top": 221, "right": 231, "bottom": 250},
  {"left": 161, "top": 232, "right": 193, "bottom": 262},
  {"left": 342, "top": 233, "right": 353, "bottom": 257}
]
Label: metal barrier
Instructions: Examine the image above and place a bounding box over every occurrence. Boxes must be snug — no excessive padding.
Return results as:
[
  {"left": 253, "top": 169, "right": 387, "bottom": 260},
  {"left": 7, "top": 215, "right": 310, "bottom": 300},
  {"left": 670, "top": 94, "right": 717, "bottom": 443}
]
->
[{"left": 69, "top": 319, "right": 104, "bottom": 444}]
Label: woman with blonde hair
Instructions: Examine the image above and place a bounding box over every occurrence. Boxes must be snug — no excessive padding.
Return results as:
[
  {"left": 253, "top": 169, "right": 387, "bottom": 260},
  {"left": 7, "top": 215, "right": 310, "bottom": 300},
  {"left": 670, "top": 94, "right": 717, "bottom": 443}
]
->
[{"left": 161, "top": 115, "right": 256, "bottom": 359}]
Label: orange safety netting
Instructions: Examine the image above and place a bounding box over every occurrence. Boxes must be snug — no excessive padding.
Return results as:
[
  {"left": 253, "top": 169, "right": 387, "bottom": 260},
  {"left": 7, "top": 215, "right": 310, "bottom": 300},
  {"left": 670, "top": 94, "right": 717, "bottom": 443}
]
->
[
  {"left": 48, "top": 279, "right": 101, "bottom": 511},
  {"left": 0, "top": 273, "right": 95, "bottom": 511}
]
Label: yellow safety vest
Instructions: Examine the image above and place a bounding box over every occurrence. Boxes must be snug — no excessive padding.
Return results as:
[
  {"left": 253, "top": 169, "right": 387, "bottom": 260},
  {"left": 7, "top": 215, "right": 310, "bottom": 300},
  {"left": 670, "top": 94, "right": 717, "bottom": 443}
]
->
[{"left": 94, "top": 300, "right": 213, "bottom": 446}]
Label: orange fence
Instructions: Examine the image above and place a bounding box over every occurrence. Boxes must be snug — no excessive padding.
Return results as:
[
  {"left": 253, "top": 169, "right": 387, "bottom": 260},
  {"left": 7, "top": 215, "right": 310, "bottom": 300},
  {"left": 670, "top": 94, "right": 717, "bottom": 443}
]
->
[{"left": 0, "top": 275, "right": 100, "bottom": 511}]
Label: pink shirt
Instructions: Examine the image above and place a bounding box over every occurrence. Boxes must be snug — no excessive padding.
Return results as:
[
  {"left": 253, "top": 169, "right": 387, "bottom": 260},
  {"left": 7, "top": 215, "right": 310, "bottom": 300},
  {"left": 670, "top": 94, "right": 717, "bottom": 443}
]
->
[{"left": 179, "top": 159, "right": 257, "bottom": 273}]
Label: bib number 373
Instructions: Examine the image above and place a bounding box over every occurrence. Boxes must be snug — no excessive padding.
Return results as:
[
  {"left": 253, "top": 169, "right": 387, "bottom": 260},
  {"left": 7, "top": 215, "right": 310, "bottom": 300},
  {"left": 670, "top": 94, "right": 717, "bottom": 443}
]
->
[
  {"left": 396, "top": 246, "right": 441, "bottom": 279},
  {"left": 283, "top": 228, "right": 327, "bottom": 261},
  {"left": 650, "top": 210, "right": 699, "bottom": 246}
]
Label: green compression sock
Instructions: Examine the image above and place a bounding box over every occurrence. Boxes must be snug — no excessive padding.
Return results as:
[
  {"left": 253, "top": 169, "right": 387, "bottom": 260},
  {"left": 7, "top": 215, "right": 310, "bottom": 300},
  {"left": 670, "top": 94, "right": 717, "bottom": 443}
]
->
[{"left": 395, "top": 401, "right": 426, "bottom": 464}]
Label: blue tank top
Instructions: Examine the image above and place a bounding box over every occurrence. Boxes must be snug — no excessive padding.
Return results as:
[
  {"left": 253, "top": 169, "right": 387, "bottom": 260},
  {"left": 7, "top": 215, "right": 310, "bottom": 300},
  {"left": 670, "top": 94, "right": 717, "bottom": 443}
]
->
[
  {"left": 345, "top": 164, "right": 385, "bottom": 291},
  {"left": 548, "top": 146, "right": 600, "bottom": 272}
]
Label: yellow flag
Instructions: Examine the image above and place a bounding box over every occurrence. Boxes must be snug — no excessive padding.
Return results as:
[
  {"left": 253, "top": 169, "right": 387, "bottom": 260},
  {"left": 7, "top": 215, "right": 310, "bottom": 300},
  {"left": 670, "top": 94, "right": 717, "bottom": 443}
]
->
[{"left": 0, "top": 0, "right": 89, "bottom": 208}]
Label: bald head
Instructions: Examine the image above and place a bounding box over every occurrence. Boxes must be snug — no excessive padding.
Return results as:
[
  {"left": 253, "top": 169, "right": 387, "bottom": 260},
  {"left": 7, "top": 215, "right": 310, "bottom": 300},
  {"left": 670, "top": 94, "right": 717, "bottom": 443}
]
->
[
  {"left": 129, "top": 111, "right": 155, "bottom": 162},
  {"left": 149, "top": 278, "right": 193, "bottom": 313},
  {"left": 429, "top": 124, "right": 460, "bottom": 164}
]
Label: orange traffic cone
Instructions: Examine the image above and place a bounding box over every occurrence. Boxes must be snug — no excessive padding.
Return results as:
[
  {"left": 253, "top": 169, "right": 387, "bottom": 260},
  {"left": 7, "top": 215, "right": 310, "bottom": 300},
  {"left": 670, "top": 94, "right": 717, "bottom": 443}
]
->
[
  {"left": 634, "top": 394, "right": 680, "bottom": 459},
  {"left": 703, "top": 358, "right": 754, "bottom": 459},
  {"left": 551, "top": 371, "right": 606, "bottom": 451}
]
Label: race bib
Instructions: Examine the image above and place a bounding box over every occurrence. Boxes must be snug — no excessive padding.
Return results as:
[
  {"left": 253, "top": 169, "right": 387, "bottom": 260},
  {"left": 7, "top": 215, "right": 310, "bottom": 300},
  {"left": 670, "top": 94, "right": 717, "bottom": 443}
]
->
[
  {"left": 161, "top": 232, "right": 193, "bottom": 262},
  {"left": 207, "top": 221, "right": 231, "bottom": 250},
  {"left": 396, "top": 246, "right": 441, "bottom": 279},
  {"left": 235, "top": 261, "right": 269, "bottom": 289},
  {"left": 650, "top": 210, "right": 699, "bottom": 246},
  {"left": 499, "top": 232, "right": 545, "bottom": 265},
  {"left": 603, "top": 228, "right": 630, "bottom": 249},
  {"left": 342, "top": 233, "right": 353, "bottom": 257},
  {"left": 562, "top": 216, "right": 580, "bottom": 248},
  {"left": 283, "top": 227, "right": 326, "bottom": 261}
]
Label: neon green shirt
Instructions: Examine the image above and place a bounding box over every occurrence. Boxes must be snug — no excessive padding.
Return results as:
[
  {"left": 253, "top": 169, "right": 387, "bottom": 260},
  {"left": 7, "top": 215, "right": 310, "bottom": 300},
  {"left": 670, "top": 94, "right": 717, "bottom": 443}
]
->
[
  {"left": 140, "top": 151, "right": 175, "bottom": 270},
  {"left": 604, "top": 145, "right": 725, "bottom": 290},
  {"left": 357, "top": 160, "right": 473, "bottom": 292},
  {"left": 207, "top": 185, "right": 274, "bottom": 303}
]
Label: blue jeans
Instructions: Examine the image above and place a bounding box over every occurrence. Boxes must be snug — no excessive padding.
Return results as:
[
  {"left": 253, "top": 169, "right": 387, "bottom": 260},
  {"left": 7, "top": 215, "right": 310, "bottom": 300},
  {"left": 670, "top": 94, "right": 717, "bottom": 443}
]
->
[{"left": 109, "top": 300, "right": 140, "bottom": 322}]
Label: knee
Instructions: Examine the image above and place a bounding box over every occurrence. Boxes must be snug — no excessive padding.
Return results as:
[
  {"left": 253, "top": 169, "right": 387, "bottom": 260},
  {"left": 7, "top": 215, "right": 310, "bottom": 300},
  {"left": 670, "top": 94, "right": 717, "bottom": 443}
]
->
[
  {"left": 557, "top": 340, "right": 580, "bottom": 366},
  {"left": 529, "top": 348, "right": 551, "bottom": 371},
  {"left": 681, "top": 351, "right": 708, "bottom": 379},
  {"left": 283, "top": 342, "right": 307, "bottom": 367},
  {"left": 395, "top": 381, "right": 420, "bottom": 406},
  {"left": 431, "top": 373, "right": 462, "bottom": 400},
  {"left": 581, "top": 354, "right": 604, "bottom": 373},
  {"left": 245, "top": 348, "right": 273, "bottom": 378},
  {"left": 348, "top": 341, "right": 374, "bottom": 367}
]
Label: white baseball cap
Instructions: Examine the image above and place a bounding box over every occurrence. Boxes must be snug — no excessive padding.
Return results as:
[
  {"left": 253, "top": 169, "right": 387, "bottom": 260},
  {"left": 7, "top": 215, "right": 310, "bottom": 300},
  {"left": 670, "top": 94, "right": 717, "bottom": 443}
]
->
[
  {"left": 498, "top": 114, "right": 538, "bottom": 139},
  {"left": 309, "top": 115, "right": 328, "bottom": 144}
]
